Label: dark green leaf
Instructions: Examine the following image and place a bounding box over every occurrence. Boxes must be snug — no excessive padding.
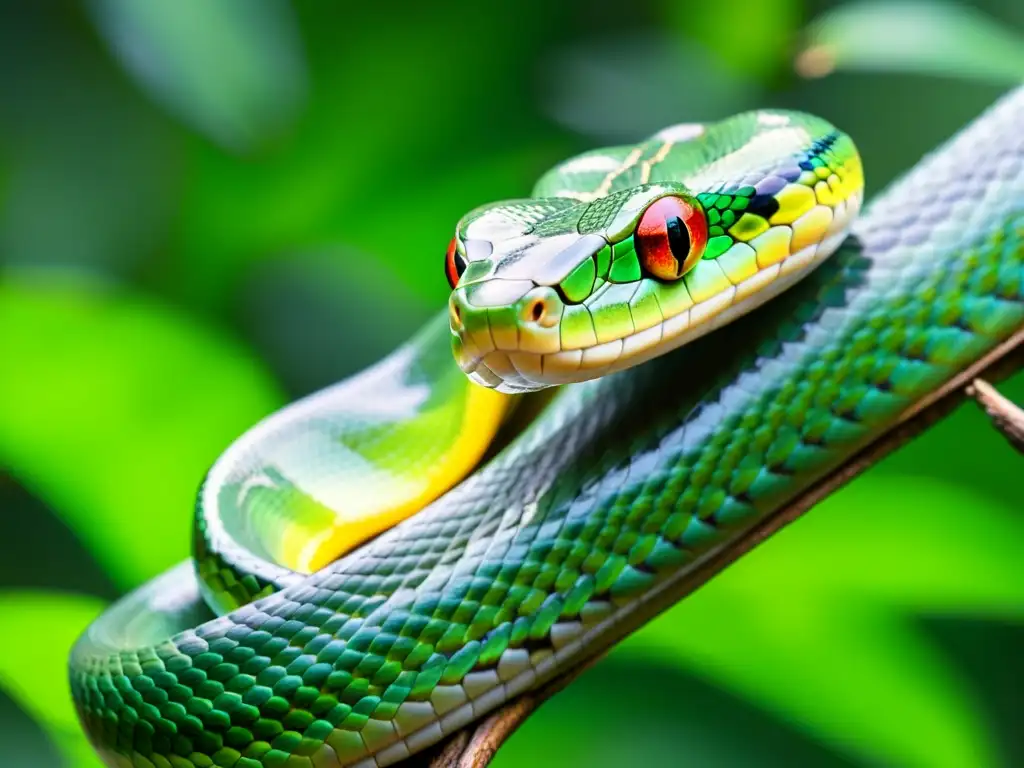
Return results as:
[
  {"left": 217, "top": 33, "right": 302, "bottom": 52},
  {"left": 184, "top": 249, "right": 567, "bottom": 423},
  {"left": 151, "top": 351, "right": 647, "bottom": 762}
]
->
[
  {"left": 0, "top": 591, "right": 106, "bottom": 768},
  {"left": 0, "top": 5, "right": 180, "bottom": 277}
]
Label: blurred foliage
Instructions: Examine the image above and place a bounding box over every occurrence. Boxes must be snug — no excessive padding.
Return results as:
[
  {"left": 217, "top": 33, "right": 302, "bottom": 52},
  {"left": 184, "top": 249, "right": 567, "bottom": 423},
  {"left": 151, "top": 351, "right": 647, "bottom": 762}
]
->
[
  {"left": 0, "top": 0, "right": 1022, "bottom": 766},
  {"left": 799, "top": 1, "right": 1024, "bottom": 82},
  {"left": 0, "top": 273, "right": 284, "bottom": 587},
  {"left": 85, "top": 0, "right": 308, "bottom": 152}
]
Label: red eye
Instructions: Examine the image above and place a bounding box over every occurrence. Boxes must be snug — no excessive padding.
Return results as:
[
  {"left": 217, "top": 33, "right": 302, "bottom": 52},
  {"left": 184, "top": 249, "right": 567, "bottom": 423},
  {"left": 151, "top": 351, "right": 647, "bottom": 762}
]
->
[
  {"left": 634, "top": 196, "right": 708, "bottom": 281},
  {"left": 445, "top": 237, "right": 467, "bottom": 289}
]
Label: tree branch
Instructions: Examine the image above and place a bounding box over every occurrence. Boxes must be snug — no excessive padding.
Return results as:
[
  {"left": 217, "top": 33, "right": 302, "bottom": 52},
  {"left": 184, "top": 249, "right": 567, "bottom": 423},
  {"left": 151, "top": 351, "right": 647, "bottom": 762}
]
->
[
  {"left": 967, "top": 377, "right": 1024, "bottom": 454},
  {"left": 400, "top": 328, "right": 1024, "bottom": 768}
]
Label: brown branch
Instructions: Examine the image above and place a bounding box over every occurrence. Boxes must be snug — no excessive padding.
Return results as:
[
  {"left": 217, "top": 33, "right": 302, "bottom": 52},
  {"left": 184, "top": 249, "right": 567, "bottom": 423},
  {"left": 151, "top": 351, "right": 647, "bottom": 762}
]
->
[
  {"left": 414, "top": 658, "right": 602, "bottom": 768},
  {"left": 402, "top": 328, "right": 1024, "bottom": 768},
  {"left": 967, "top": 378, "right": 1024, "bottom": 454}
]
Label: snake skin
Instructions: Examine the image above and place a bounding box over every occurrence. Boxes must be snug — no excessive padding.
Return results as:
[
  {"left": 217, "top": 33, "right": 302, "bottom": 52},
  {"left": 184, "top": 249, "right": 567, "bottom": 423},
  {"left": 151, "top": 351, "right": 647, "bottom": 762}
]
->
[{"left": 71, "top": 87, "right": 1024, "bottom": 768}]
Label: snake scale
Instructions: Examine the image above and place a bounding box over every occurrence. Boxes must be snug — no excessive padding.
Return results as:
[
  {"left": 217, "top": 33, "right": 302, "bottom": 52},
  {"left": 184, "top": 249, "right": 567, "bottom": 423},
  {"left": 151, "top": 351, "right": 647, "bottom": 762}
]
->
[{"left": 70, "top": 87, "right": 1024, "bottom": 768}]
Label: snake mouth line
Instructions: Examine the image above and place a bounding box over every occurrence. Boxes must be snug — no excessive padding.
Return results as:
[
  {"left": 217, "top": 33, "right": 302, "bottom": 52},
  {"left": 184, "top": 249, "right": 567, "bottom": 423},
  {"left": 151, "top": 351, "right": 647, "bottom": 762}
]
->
[{"left": 458, "top": 191, "right": 861, "bottom": 394}]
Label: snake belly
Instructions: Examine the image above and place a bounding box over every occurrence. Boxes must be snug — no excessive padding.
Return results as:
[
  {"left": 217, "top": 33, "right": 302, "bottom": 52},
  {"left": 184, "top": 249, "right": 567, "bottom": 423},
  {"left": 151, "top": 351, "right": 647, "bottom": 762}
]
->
[{"left": 70, "top": 90, "right": 1024, "bottom": 768}]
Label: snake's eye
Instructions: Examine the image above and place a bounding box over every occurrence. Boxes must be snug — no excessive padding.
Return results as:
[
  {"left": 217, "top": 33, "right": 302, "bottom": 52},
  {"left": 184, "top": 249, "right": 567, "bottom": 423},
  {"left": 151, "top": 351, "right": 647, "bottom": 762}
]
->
[
  {"left": 445, "top": 237, "right": 467, "bottom": 289},
  {"left": 634, "top": 196, "right": 708, "bottom": 281}
]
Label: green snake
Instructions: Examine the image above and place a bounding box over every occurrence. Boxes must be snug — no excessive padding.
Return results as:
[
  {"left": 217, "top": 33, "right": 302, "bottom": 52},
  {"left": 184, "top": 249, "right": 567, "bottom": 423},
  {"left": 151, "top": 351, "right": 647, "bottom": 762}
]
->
[{"left": 70, "top": 90, "right": 1024, "bottom": 768}]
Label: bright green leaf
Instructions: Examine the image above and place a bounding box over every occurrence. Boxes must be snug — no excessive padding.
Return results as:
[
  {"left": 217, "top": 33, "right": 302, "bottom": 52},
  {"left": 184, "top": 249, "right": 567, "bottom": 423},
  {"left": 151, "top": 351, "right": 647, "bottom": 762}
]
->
[
  {"left": 627, "top": 597, "right": 995, "bottom": 768},
  {"left": 798, "top": 1, "right": 1024, "bottom": 83},
  {"left": 497, "top": 657, "right": 853, "bottom": 767},
  {"left": 748, "top": 477, "right": 1024, "bottom": 611},
  {"left": 0, "top": 590, "right": 106, "bottom": 768},
  {"left": 0, "top": 272, "right": 285, "bottom": 588},
  {"left": 85, "top": 0, "right": 308, "bottom": 152}
]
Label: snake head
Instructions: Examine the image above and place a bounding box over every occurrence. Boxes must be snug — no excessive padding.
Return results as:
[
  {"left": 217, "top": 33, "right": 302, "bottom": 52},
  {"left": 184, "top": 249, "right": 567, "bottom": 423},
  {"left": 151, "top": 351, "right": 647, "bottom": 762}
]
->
[
  {"left": 447, "top": 183, "right": 714, "bottom": 393},
  {"left": 446, "top": 112, "right": 865, "bottom": 393}
]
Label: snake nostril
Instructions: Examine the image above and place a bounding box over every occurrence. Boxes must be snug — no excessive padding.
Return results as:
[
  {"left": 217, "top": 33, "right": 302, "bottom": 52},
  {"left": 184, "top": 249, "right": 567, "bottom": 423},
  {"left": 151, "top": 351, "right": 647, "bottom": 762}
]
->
[
  {"left": 530, "top": 300, "right": 545, "bottom": 323},
  {"left": 521, "top": 292, "right": 561, "bottom": 329}
]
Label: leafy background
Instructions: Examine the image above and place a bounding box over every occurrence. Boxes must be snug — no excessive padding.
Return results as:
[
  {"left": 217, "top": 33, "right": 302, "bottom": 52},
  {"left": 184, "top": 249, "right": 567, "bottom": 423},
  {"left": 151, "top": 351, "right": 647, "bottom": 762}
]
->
[{"left": 0, "top": 0, "right": 1022, "bottom": 766}]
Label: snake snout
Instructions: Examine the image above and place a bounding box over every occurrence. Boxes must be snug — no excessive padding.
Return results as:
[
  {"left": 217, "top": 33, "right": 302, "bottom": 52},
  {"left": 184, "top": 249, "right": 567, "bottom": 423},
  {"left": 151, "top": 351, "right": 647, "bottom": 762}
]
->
[
  {"left": 448, "top": 288, "right": 497, "bottom": 373},
  {"left": 448, "top": 281, "right": 569, "bottom": 393}
]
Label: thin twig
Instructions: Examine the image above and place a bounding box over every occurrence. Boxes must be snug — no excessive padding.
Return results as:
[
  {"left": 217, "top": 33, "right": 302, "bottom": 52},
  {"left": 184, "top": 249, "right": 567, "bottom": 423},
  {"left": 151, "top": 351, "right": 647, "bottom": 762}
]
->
[
  {"left": 967, "top": 378, "right": 1024, "bottom": 454},
  {"left": 405, "top": 328, "right": 1024, "bottom": 768}
]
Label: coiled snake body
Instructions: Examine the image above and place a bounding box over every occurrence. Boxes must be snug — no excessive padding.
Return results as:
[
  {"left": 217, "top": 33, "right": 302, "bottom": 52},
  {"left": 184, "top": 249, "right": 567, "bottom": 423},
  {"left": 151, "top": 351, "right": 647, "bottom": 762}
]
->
[{"left": 70, "top": 90, "right": 1024, "bottom": 767}]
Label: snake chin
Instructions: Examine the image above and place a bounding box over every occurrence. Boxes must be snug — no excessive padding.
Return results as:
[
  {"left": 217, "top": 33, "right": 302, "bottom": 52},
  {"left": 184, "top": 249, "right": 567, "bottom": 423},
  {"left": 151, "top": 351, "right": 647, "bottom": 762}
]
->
[{"left": 458, "top": 348, "right": 551, "bottom": 394}]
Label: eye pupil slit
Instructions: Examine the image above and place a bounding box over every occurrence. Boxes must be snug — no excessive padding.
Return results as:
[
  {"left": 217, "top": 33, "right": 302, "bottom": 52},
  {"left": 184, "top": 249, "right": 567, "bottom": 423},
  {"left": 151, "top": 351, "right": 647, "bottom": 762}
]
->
[
  {"left": 635, "top": 195, "right": 708, "bottom": 282},
  {"left": 665, "top": 216, "right": 690, "bottom": 261}
]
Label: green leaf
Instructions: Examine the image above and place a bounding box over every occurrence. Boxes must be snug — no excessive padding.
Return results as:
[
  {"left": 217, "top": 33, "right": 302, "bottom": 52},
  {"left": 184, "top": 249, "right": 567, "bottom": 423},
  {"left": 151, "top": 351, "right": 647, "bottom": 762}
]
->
[
  {"left": 631, "top": 597, "right": 995, "bottom": 768},
  {"left": 752, "top": 477, "right": 1024, "bottom": 611},
  {"left": 621, "top": 476, "right": 1024, "bottom": 768},
  {"left": 663, "top": 0, "right": 803, "bottom": 81},
  {"left": 0, "top": 590, "right": 106, "bottom": 768},
  {"left": 0, "top": 272, "right": 285, "bottom": 588},
  {"left": 798, "top": 1, "right": 1024, "bottom": 83},
  {"left": 85, "top": 0, "right": 308, "bottom": 152},
  {"left": 497, "top": 657, "right": 854, "bottom": 767}
]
